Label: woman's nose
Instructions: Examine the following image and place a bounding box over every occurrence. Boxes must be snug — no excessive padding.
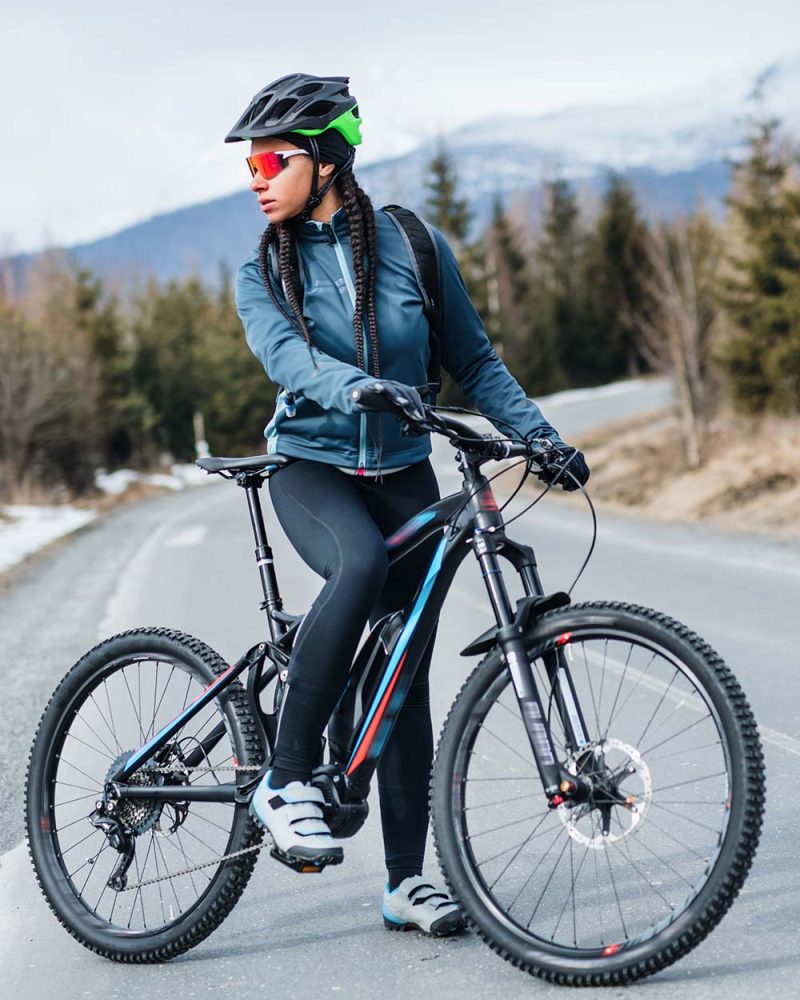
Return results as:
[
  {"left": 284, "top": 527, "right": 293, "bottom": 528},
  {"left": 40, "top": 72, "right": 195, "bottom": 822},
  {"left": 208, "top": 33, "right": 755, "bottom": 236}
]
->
[{"left": 250, "top": 172, "right": 268, "bottom": 193}]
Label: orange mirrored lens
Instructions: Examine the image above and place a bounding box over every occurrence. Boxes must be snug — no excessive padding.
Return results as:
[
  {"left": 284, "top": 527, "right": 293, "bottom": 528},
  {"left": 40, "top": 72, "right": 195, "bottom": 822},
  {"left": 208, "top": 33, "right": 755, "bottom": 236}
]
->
[{"left": 246, "top": 151, "right": 286, "bottom": 180}]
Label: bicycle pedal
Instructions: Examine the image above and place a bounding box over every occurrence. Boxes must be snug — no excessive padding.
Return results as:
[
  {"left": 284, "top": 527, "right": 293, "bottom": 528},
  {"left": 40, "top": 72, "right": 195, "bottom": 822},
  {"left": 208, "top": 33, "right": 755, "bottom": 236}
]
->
[{"left": 269, "top": 846, "right": 342, "bottom": 874}]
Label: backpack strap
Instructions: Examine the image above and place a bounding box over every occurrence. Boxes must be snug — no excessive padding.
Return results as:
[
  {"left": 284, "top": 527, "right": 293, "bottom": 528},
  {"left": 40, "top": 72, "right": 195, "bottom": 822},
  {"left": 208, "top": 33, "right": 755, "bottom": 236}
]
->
[{"left": 381, "top": 205, "right": 442, "bottom": 394}]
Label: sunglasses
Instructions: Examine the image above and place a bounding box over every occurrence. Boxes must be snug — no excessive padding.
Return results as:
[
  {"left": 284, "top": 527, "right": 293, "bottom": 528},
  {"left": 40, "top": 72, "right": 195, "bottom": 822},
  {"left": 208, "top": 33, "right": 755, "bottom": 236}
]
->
[{"left": 246, "top": 149, "right": 309, "bottom": 180}]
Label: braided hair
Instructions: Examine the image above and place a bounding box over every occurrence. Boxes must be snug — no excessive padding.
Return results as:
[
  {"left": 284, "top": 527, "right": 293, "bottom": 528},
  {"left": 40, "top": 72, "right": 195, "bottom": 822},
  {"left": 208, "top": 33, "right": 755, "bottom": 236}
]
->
[{"left": 256, "top": 169, "right": 381, "bottom": 378}]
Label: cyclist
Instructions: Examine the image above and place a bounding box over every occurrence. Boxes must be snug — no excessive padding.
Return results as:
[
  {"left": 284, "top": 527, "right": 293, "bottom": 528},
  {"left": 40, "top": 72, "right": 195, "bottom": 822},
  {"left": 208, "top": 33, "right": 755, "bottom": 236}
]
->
[{"left": 226, "top": 73, "right": 589, "bottom": 936}]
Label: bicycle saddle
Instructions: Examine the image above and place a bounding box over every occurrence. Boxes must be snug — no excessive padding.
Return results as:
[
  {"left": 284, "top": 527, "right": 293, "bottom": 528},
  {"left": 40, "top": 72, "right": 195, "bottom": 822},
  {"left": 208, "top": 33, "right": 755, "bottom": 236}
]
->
[{"left": 196, "top": 453, "right": 295, "bottom": 474}]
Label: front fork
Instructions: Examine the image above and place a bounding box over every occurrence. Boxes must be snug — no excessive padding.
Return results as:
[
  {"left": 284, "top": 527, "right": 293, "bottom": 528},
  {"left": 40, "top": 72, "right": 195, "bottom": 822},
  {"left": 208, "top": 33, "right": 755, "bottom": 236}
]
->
[{"left": 470, "top": 517, "right": 591, "bottom": 806}]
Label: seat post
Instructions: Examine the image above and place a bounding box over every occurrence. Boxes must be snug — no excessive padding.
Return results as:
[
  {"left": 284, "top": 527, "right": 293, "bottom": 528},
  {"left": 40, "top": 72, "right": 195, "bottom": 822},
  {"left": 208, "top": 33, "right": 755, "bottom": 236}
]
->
[{"left": 243, "top": 481, "right": 285, "bottom": 643}]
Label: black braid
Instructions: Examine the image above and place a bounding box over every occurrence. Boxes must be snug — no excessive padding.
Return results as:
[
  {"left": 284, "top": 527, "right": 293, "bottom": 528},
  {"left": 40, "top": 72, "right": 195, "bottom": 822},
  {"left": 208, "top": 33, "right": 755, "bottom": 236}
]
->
[
  {"left": 256, "top": 165, "right": 385, "bottom": 468},
  {"left": 338, "top": 170, "right": 384, "bottom": 471},
  {"left": 257, "top": 224, "right": 317, "bottom": 369},
  {"left": 256, "top": 168, "right": 382, "bottom": 380},
  {"left": 338, "top": 171, "right": 381, "bottom": 376},
  {"left": 345, "top": 173, "right": 381, "bottom": 379}
]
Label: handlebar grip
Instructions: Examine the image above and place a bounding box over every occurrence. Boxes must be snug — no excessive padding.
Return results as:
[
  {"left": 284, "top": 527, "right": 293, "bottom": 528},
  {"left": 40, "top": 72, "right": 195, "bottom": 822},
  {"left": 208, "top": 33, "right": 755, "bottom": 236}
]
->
[{"left": 350, "top": 384, "right": 392, "bottom": 413}]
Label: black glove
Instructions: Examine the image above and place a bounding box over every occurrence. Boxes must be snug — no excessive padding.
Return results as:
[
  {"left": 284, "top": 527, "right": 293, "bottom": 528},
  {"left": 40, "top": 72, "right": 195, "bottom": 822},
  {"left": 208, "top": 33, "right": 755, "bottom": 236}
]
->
[
  {"left": 375, "top": 380, "right": 429, "bottom": 436},
  {"left": 531, "top": 439, "right": 590, "bottom": 492}
]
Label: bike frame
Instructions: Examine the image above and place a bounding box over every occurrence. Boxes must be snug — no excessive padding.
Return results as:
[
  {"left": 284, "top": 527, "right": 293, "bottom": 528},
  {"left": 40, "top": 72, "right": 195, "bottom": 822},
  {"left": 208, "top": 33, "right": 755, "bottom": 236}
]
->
[{"left": 109, "top": 448, "right": 592, "bottom": 809}]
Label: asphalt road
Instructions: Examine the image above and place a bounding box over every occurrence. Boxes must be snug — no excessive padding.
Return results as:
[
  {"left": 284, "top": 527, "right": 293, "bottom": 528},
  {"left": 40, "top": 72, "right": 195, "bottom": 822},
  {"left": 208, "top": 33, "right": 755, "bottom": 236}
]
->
[{"left": 2, "top": 376, "right": 799, "bottom": 998}]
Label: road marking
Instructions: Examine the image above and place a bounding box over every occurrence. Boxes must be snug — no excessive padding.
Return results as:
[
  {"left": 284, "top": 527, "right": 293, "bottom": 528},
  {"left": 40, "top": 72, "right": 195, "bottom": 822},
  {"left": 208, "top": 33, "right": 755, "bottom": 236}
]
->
[
  {"left": 96, "top": 489, "right": 230, "bottom": 638},
  {"left": 759, "top": 725, "right": 800, "bottom": 757},
  {"left": 165, "top": 525, "right": 207, "bottom": 547}
]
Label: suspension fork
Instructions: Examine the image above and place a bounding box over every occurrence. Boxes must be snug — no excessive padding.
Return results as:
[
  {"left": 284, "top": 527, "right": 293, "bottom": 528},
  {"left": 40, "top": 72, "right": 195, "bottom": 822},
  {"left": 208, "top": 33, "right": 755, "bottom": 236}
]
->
[
  {"left": 471, "top": 527, "right": 589, "bottom": 802},
  {"left": 498, "top": 535, "right": 592, "bottom": 757}
]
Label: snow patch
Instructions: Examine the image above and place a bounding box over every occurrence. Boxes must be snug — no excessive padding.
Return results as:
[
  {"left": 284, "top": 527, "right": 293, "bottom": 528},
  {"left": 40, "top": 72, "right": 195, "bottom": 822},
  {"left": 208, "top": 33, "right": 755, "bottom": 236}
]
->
[
  {"left": 0, "top": 463, "right": 215, "bottom": 575},
  {"left": 0, "top": 505, "right": 97, "bottom": 574},
  {"left": 94, "top": 463, "right": 214, "bottom": 495}
]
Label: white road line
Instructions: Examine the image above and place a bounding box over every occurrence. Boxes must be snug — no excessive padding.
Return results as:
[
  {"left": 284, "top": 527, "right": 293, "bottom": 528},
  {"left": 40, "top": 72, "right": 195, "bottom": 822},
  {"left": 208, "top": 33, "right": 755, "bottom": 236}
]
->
[{"left": 165, "top": 525, "right": 208, "bottom": 547}]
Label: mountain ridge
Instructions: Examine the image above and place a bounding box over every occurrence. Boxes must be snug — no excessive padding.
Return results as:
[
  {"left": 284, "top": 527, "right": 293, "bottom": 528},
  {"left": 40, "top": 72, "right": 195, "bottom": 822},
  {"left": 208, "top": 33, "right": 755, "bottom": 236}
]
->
[{"left": 5, "top": 53, "right": 798, "bottom": 290}]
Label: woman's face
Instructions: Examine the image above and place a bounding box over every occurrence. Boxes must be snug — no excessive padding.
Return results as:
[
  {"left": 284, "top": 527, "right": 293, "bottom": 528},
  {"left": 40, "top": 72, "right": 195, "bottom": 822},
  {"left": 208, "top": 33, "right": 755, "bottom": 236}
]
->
[{"left": 248, "top": 137, "right": 335, "bottom": 224}]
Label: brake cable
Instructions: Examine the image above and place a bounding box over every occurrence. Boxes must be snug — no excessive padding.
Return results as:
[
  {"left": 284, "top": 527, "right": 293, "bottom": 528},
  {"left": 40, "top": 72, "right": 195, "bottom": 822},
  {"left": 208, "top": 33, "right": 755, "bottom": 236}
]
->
[{"left": 430, "top": 403, "right": 597, "bottom": 595}]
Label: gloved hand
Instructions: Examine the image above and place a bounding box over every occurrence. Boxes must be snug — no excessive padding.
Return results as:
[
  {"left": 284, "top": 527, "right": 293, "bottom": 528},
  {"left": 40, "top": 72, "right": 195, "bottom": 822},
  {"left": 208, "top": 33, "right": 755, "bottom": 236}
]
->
[
  {"left": 529, "top": 438, "right": 591, "bottom": 492},
  {"left": 374, "top": 380, "right": 429, "bottom": 436}
]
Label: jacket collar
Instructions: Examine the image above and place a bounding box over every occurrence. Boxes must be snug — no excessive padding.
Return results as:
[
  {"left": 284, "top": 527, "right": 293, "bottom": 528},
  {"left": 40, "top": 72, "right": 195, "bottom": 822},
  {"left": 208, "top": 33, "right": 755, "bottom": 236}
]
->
[{"left": 296, "top": 205, "right": 350, "bottom": 242}]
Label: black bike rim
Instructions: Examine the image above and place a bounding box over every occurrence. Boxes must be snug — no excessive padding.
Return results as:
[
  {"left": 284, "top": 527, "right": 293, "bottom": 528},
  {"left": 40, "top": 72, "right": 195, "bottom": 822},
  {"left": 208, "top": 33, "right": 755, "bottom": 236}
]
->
[
  {"left": 451, "top": 625, "right": 735, "bottom": 960},
  {"left": 36, "top": 652, "right": 247, "bottom": 937}
]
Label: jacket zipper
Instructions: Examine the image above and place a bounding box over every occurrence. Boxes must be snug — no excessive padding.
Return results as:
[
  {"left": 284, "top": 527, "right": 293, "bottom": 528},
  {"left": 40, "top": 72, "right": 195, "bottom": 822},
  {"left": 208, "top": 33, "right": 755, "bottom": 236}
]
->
[{"left": 330, "top": 225, "right": 369, "bottom": 474}]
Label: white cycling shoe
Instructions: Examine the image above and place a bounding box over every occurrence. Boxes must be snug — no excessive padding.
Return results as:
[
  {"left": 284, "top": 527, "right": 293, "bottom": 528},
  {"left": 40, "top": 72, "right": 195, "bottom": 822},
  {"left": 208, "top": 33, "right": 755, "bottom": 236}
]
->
[
  {"left": 382, "top": 875, "right": 466, "bottom": 936},
  {"left": 249, "top": 770, "right": 343, "bottom": 865}
]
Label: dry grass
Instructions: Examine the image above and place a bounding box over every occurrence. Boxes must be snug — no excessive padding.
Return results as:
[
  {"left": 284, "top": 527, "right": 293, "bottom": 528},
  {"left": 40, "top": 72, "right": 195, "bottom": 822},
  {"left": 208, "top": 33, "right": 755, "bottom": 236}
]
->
[
  {"left": 490, "top": 407, "right": 800, "bottom": 538},
  {"left": 568, "top": 408, "right": 800, "bottom": 537}
]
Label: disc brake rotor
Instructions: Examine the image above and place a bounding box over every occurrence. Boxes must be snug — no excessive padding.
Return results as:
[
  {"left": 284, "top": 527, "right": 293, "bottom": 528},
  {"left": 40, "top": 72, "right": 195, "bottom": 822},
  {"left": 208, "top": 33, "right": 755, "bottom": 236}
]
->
[{"left": 558, "top": 737, "right": 652, "bottom": 849}]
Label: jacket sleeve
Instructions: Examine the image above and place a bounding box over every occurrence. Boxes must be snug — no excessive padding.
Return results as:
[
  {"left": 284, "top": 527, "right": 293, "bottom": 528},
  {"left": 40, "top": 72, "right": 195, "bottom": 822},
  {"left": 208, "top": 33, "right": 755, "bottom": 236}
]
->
[
  {"left": 235, "top": 253, "right": 375, "bottom": 415},
  {"left": 431, "top": 226, "right": 564, "bottom": 444}
]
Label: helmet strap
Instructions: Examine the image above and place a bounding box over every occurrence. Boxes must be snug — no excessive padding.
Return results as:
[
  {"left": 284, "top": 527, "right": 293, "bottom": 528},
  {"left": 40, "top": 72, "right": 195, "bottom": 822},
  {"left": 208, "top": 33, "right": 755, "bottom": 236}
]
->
[{"left": 299, "top": 143, "right": 356, "bottom": 222}]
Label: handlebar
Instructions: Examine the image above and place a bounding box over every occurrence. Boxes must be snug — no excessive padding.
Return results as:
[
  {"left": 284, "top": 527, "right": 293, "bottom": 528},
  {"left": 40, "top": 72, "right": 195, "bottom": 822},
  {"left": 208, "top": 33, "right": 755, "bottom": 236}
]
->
[{"left": 349, "top": 383, "right": 550, "bottom": 466}]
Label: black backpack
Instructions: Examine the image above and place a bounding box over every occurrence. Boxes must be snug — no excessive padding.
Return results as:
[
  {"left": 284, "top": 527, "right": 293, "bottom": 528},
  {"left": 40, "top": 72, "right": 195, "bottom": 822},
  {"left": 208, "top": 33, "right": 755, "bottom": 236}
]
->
[{"left": 266, "top": 204, "right": 442, "bottom": 393}]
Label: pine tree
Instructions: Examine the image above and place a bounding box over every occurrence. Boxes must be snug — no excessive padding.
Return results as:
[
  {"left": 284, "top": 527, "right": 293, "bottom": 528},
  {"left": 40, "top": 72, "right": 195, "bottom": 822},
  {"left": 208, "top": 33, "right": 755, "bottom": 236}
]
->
[
  {"left": 423, "top": 143, "right": 470, "bottom": 245},
  {"left": 585, "top": 173, "right": 652, "bottom": 380},
  {"left": 719, "top": 112, "right": 800, "bottom": 415},
  {"left": 131, "top": 277, "right": 210, "bottom": 461},
  {"left": 533, "top": 179, "right": 592, "bottom": 385},
  {"left": 194, "top": 261, "right": 277, "bottom": 455},
  {"left": 488, "top": 197, "right": 562, "bottom": 394},
  {"left": 422, "top": 143, "right": 491, "bottom": 404}
]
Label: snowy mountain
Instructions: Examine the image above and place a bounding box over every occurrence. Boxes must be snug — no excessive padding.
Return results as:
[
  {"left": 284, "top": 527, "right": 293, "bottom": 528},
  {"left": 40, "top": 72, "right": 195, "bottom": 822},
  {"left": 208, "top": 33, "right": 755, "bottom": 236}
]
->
[{"left": 6, "top": 54, "right": 800, "bottom": 289}]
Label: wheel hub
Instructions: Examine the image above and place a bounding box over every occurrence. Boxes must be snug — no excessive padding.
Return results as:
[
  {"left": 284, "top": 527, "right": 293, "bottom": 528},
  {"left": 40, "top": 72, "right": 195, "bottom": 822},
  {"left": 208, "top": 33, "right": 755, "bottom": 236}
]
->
[
  {"left": 104, "top": 751, "right": 165, "bottom": 835},
  {"left": 558, "top": 737, "right": 652, "bottom": 849}
]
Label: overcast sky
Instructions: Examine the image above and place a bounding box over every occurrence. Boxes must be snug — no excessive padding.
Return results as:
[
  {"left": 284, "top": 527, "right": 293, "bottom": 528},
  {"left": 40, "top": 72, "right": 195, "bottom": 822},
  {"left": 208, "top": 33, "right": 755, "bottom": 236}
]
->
[{"left": 2, "top": 0, "right": 800, "bottom": 253}]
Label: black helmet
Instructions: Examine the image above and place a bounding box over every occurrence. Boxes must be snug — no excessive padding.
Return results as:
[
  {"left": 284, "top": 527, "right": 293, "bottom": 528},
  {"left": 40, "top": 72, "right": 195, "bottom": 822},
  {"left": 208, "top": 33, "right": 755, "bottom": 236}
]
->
[
  {"left": 226, "top": 73, "right": 363, "bottom": 222},
  {"left": 224, "top": 73, "right": 363, "bottom": 145}
]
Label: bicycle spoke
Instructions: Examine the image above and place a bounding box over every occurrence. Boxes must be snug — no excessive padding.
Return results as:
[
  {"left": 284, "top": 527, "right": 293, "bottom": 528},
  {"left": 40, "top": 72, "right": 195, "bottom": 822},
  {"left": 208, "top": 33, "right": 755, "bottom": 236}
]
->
[
  {"left": 102, "top": 678, "right": 123, "bottom": 754},
  {"left": 477, "top": 724, "right": 536, "bottom": 772},
  {"left": 635, "top": 667, "right": 679, "bottom": 747},
  {"left": 647, "top": 799, "right": 723, "bottom": 835},
  {"left": 64, "top": 730, "right": 115, "bottom": 761}
]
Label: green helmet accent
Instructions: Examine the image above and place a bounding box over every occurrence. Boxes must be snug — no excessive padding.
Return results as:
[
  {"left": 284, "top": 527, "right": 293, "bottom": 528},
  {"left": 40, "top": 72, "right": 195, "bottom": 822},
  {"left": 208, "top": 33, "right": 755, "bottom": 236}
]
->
[{"left": 293, "top": 106, "right": 363, "bottom": 147}]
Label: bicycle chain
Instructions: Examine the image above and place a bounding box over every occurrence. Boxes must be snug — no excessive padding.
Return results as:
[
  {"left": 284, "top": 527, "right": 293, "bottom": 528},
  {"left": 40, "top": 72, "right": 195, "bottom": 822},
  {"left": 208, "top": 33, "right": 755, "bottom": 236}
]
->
[{"left": 113, "top": 763, "right": 269, "bottom": 892}]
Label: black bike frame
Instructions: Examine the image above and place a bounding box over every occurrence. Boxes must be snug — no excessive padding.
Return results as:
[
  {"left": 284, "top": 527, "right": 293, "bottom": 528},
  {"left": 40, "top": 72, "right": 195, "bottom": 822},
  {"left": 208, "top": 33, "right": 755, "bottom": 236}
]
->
[{"left": 110, "top": 450, "right": 591, "bottom": 807}]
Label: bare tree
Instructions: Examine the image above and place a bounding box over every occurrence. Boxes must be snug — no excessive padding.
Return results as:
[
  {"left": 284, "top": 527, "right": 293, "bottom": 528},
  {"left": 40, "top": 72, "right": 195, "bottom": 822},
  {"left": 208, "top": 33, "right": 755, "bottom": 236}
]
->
[{"left": 630, "top": 215, "right": 721, "bottom": 469}]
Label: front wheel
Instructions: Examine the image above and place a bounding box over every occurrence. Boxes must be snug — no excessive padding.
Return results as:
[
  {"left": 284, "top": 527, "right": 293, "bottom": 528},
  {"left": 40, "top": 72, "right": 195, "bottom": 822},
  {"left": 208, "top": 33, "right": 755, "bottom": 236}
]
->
[{"left": 431, "top": 602, "right": 765, "bottom": 985}]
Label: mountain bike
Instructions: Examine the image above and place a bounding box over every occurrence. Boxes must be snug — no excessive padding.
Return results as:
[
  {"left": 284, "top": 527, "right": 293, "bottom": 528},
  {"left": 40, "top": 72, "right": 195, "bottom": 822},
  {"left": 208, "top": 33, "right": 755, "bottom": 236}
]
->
[{"left": 25, "top": 386, "right": 765, "bottom": 985}]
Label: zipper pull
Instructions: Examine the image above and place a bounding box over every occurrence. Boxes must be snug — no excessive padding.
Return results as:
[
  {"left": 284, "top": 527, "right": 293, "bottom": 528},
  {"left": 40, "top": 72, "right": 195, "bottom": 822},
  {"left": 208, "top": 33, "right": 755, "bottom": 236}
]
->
[
  {"left": 283, "top": 391, "right": 296, "bottom": 418},
  {"left": 356, "top": 467, "right": 365, "bottom": 476}
]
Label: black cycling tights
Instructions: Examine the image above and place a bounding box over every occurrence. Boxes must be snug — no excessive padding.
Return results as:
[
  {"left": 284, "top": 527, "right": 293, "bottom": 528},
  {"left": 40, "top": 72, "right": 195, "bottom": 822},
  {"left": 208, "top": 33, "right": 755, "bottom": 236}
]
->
[{"left": 268, "top": 457, "right": 441, "bottom": 885}]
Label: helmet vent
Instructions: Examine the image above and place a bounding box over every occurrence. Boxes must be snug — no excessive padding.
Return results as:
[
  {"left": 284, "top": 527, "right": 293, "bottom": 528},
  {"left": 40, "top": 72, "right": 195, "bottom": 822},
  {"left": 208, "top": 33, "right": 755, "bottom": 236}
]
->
[
  {"left": 295, "top": 82, "right": 325, "bottom": 96},
  {"left": 269, "top": 98, "right": 298, "bottom": 119},
  {"left": 304, "top": 100, "right": 336, "bottom": 117},
  {"left": 243, "top": 96, "right": 271, "bottom": 126}
]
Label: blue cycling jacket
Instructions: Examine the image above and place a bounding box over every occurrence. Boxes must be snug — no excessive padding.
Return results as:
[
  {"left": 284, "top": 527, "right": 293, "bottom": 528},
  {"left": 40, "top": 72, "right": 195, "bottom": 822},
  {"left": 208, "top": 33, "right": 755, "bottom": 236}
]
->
[{"left": 235, "top": 205, "right": 562, "bottom": 473}]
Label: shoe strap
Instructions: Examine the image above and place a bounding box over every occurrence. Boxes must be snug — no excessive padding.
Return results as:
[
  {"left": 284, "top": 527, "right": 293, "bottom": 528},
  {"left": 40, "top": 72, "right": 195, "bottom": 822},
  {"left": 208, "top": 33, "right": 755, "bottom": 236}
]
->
[{"left": 406, "top": 881, "right": 454, "bottom": 909}]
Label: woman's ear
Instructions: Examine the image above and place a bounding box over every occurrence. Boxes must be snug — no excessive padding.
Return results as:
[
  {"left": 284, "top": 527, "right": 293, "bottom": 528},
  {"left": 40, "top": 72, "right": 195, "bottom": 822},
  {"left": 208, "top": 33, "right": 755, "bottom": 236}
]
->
[{"left": 318, "top": 160, "right": 337, "bottom": 179}]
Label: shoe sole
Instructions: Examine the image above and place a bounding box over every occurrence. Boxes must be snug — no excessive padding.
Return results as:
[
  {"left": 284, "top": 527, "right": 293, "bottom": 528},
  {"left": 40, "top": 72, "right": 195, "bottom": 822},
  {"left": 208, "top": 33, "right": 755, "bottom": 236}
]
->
[
  {"left": 250, "top": 805, "right": 344, "bottom": 865},
  {"left": 383, "top": 914, "right": 467, "bottom": 937}
]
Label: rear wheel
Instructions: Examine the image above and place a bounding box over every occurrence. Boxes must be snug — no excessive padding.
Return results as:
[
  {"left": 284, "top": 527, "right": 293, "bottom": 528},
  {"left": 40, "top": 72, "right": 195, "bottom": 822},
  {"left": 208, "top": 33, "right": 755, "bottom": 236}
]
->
[
  {"left": 25, "top": 627, "right": 264, "bottom": 962},
  {"left": 431, "top": 602, "right": 764, "bottom": 985}
]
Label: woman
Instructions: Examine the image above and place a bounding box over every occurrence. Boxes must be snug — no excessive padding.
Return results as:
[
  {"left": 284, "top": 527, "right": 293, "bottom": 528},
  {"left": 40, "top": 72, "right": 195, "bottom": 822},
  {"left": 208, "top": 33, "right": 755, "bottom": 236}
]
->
[{"left": 226, "top": 73, "right": 589, "bottom": 936}]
